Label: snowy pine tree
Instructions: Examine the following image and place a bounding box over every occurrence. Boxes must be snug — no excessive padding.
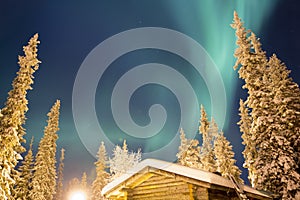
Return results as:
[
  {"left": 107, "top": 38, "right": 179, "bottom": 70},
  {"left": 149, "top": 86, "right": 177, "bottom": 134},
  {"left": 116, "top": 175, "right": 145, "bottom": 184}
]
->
[
  {"left": 14, "top": 137, "right": 34, "bottom": 200},
  {"left": 232, "top": 11, "right": 300, "bottom": 199},
  {"left": 232, "top": 11, "right": 268, "bottom": 190},
  {"left": 199, "top": 106, "right": 216, "bottom": 172},
  {"left": 267, "top": 54, "right": 300, "bottom": 165},
  {"left": 238, "top": 99, "right": 257, "bottom": 187},
  {"left": 254, "top": 54, "right": 300, "bottom": 199},
  {"left": 205, "top": 118, "right": 218, "bottom": 172},
  {"left": 91, "top": 142, "right": 109, "bottom": 200},
  {"left": 176, "top": 128, "right": 202, "bottom": 169},
  {"left": 214, "top": 131, "right": 243, "bottom": 184},
  {"left": 0, "top": 34, "right": 40, "bottom": 199},
  {"left": 177, "top": 128, "right": 189, "bottom": 165},
  {"left": 109, "top": 140, "right": 141, "bottom": 180},
  {"left": 81, "top": 172, "right": 87, "bottom": 191},
  {"left": 55, "top": 148, "right": 65, "bottom": 200},
  {"left": 29, "top": 100, "right": 60, "bottom": 200},
  {"left": 81, "top": 172, "right": 90, "bottom": 198}
]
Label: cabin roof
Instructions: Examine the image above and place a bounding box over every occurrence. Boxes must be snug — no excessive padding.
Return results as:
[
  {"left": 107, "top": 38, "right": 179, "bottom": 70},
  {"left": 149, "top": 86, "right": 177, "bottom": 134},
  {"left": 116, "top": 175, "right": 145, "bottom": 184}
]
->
[{"left": 102, "top": 159, "right": 271, "bottom": 199}]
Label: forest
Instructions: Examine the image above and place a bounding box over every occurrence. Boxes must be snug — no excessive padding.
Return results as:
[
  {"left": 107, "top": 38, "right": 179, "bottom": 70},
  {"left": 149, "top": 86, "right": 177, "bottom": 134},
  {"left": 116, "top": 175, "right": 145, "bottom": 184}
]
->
[{"left": 0, "top": 12, "right": 299, "bottom": 200}]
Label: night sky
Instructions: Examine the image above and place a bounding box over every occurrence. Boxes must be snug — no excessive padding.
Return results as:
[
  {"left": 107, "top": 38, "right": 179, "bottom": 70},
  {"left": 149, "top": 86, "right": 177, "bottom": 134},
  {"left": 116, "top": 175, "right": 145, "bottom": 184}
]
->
[{"left": 0, "top": 1, "right": 299, "bottom": 185}]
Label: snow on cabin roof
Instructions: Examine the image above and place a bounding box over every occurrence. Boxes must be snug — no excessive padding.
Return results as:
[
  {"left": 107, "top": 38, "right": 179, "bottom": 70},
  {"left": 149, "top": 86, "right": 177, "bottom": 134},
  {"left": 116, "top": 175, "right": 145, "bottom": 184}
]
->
[{"left": 102, "top": 159, "right": 271, "bottom": 198}]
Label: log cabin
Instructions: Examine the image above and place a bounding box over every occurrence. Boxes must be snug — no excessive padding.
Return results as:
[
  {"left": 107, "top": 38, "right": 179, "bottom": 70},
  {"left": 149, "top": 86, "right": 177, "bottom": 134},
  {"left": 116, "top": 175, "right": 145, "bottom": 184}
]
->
[{"left": 101, "top": 159, "right": 272, "bottom": 200}]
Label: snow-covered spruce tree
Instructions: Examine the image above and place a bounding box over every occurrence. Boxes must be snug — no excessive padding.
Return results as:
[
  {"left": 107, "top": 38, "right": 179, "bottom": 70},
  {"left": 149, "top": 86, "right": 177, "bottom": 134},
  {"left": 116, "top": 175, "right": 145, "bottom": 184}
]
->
[
  {"left": 254, "top": 54, "right": 300, "bottom": 199},
  {"left": 198, "top": 106, "right": 216, "bottom": 172},
  {"left": 177, "top": 128, "right": 189, "bottom": 165},
  {"left": 199, "top": 105, "right": 209, "bottom": 138},
  {"left": 238, "top": 99, "right": 257, "bottom": 187},
  {"left": 109, "top": 140, "right": 141, "bottom": 180},
  {"left": 81, "top": 172, "right": 87, "bottom": 190},
  {"left": 0, "top": 34, "right": 40, "bottom": 199},
  {"left": 91, "top": 142, "right": 109, "bottom": 200},
  {"left": 14, "top": 137, "right": 34, "bottom": 200},
  {"left": 81, "top": 172, "right": 90, "bottom": 198},
  {"left": 267, "top": 54, "right": 300, "bottom": 164},
  {"left": 176, "top": 128, "right": 202, "bottom": 169},
  {"left": 232, "top": 12, "right": 268, "bottom": 189},
  {"left": 232, "top": 11, "right": 300, "bottom": 199},
  {"left": 205, "top": 118, "right": 218, "bottom": 172},
  {"left": 55, "top": 148, "right": 65, "bottom": 200},
  {"left": 29, "top": 100, "right": 60, "bottom": 200},
  {"left": 214, "top": 131, "right": 243, "bottom": 184}
]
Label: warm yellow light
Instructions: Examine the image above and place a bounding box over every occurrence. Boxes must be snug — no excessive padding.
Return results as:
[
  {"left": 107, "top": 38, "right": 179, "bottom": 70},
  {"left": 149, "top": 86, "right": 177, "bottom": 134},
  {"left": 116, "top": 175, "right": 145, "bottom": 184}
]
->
[{"left": 69, "top": 191, "right": 86, "bottom": 200}]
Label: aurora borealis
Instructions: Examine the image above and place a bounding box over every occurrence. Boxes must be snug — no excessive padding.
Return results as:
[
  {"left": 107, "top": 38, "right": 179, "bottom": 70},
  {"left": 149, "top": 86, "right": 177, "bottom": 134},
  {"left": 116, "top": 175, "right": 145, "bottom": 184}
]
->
[{"left": 0, "top": 0, "right": 299, "bottom": 185}]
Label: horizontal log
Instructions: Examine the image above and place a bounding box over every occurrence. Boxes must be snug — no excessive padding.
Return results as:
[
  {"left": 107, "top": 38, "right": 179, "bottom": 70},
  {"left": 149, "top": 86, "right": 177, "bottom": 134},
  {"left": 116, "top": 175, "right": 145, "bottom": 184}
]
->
[
  {"left": 132, "top": 191, "right": 191, "bottom": 200},
  {"left": 134, "top": 181, "right": 186, "bottom": 191},
  {"left": 132, "top": 194, "right": 191, "bottom": 200},
  {"left": 137, "top": 177, "right": 175, "bottom": 187},
  {"left": 131, "top": 184, "right": 189, "bottom": 195}
]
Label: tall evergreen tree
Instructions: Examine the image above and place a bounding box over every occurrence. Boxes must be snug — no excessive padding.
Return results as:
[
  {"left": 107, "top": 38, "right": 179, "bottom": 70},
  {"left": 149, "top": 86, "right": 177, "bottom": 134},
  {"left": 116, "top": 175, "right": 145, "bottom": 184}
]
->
[
  {"left": 198, "top": 106, "right": 216, "bottom": 172},
  {"left": 91, "top": 142, "right": 109, "bottom": 200},
  {"left": 109, "top": 140, "right": 141, "bottom": 180},
  {"left": 81, "top": 172, "right": 90, "bottom": 198},
  {"left": 205, "top": 118, "right": 218, "bottom": 172},
  {"left": 29, "top": 100, "right": 60, "bottom": 200},
  {"left": 14, "top": 137, "right": 34, "bottom": 200},
  {"left": 176, "top": 128, "right": 202, "bottom": 169},
  {"left": 232, "top": 12, "right": 268, "bottom": 189},
  {"left": 81, "top": 172, "right": 87, "bottom": 190},
  {"left": 267, "top": 54, "right": 300, "bottom": 166},
  {"left": 214, "top": 131, "right": 243, "bottom": 184},
  {"left": 0, "top": 34, "right": 40, "bottom": 199},
  {"left": 254, "top": 54, "right": 300, "bottom": 199},
  {"left": 199, "top": 105, "right": 209, "bottom": 138},
  {"left": 177, "top": 128, "right": 189, "bottom": 165},
  {"left": 232, "top": 11, "right": 300, "bottom": 199},
  {"left": 238, "top": 99, "right": 257, "bottom": 187},
  {"left": 55, "top": 148, "right": 65, "bottom": 200}
]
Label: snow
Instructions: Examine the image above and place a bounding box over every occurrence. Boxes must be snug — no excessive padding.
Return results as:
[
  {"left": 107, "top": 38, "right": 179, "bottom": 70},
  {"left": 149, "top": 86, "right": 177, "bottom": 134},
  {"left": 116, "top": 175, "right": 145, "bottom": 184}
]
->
[{"left": 101, "top": 159, "right": 271, "bottom": 198}]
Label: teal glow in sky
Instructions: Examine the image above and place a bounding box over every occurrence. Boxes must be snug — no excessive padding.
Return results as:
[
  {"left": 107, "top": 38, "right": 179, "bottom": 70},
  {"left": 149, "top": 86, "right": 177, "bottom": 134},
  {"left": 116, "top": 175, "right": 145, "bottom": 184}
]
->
[
  {"left": 1, "top": 0, "right": 299, "bottom": 185},
  {"left": 168, "top": 1, "right": 278, "bottom": 129}
]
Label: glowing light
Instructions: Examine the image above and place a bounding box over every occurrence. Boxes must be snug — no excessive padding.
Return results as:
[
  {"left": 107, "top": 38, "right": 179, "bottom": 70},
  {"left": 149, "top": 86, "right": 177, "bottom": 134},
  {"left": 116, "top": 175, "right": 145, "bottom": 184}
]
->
[{"left": 69, "top": 191, "right": 86, "bottom": 200}]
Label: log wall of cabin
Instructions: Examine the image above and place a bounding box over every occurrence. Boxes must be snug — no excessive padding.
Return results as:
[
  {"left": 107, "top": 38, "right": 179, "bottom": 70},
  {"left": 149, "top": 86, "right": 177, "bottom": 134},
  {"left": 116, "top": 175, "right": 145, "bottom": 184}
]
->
[{"left": 104, "top": 171, "right": 271, "bottom": 200}]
